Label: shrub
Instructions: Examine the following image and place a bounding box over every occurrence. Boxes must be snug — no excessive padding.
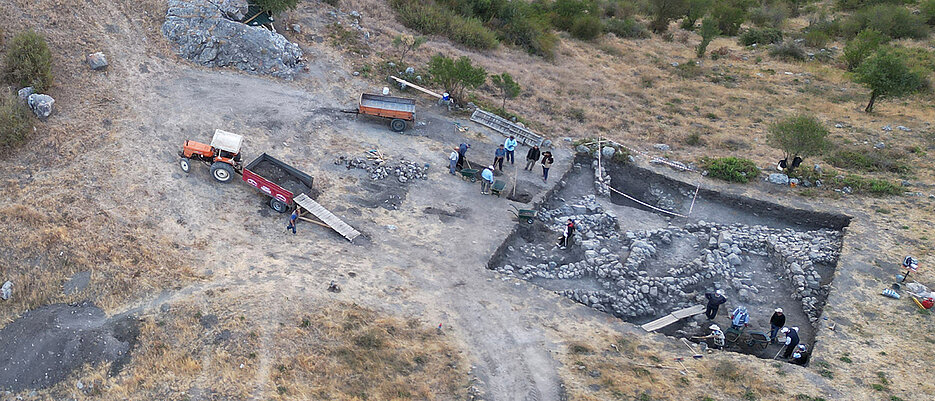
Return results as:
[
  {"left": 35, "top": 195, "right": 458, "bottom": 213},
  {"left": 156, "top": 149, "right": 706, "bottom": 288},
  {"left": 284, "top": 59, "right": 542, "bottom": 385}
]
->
[
  {"left": 390, "top": 0, "right": 499, "bottom": 50},
  {"left": 924, "top": 0, "right": 935, "bottom": 25},
  {"left": 649, "top": 0, "right": 688, "bottom": 33},
  {"left": 701, "top": 156, "right": 760, "bottom": 183},
  {"left": 770, "top": 41, "right": 806, "bottom": 61},
  {"left": 835, "top": 0, "right": 911, "bottom": 11},
  {"left": 675, "top": 61, "right": 702, "bottom": 77},
  {"left": 739, "top": 27, "right": 783, "bottom": 45},
  {"left": 2, "top": 30, "right": 54, "bottom": 92},
  {"left": 825, "top": 148, "right": 911, "bottom": 174},
  {"left": 837, "top": 175, "right": 904, "bottom": 196},
  {"left": 0, "top": 90, "right": 33, "bottom": 147},
  {"left": 551, "top": 0, "right": 599, "bottom": 31},
  {"left": 767, "top": 114, "right": 831, "bottom": 164},
  {"left": 255, "top": 0, "right": 299, "bottom": 14},
  {"left": 855, "top": 49, "right": 925, "bottom": 112},
  {"left": 840, "top": 4, "right": 929, "bottom": 40},
  {"left": 697, "top": 17, "right": 720, "bottom": 58},
  {"left": 804, "top": 30, "right": 830, "bottom": 48},
  {"left": 606, "top": 17, "right": 650, "bottom": 38},
  {"left": 711, "top": 0, "right": 750, "bottom": 36},
  {"left": 495, "top": 10, "right": 558, "bottom": 59},
  {"left": 842, "top": 29, "right": 888, "bottom": 71},
  {"left": 749, "top": 3, "right": 789, "bottom": 28},
  {"left": 490, "top": 72, "right": 521, "bottom": 109},
  {"left": 570, "top": 14, "right": 604, "bottom": 40}
]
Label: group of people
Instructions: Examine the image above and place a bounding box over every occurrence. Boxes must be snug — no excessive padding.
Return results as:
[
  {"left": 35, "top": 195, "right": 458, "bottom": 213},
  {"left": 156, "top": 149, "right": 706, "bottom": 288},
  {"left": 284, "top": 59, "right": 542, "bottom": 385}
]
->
[
  {"left": 448, "top": 136, "right": 556, "bottom": 195},
  {"left": 700, "top": 289, "right": 809, "bottom": 365}
]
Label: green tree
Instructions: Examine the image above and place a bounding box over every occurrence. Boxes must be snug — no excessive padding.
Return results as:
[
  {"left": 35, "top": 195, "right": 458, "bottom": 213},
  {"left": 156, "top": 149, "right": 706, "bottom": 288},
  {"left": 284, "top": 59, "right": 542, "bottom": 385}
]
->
[
  {"left": 696, "top": 17, "right": 720, "bottom": 58},
  {"left": 255, "top": 0, "right": 300, "bottom": 14},
  {"left": 392, "top": 34, "right": 427, "bottom": 65},
  {"left": 2, "top": 30, "right": 53, "bottom": 92},
  {"left": 649, "top": 0, "right": 688, "bottom": 33},
  {"left": 924, "top": 0, "right": 935, "bottom": 25},
  {"left": 767, "top": 115, "right": 830, "bottom": 169},
  {"left": 855, "top": 49, "right": 925, "bottom": 112},
  {"left": 710, "top": 0, "right": 750, "bottom": 36},
  {"left": 490, "top": 73, "right": 521, "bottom": 110},
  {"left": 428, "top": 55, "right": 487, "bottom": 103},
  {"left": 842, "top": 29, "right": 888, "bottom": 71},
  {"left": 681, "top": 0, "right": 713, "bottom": 30}
]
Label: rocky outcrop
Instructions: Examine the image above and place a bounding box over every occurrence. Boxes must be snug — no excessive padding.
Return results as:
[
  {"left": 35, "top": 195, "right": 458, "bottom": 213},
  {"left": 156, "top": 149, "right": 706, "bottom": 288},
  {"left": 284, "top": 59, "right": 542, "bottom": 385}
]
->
[{"left": 161, "top": 0, "right": 304, "bottom": 79}]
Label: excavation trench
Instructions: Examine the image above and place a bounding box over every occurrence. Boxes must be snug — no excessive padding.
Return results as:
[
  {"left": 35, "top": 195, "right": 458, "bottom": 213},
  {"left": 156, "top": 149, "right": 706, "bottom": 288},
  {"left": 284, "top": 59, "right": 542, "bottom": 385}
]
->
[{"left": 489, "top": 156, "right": 850, "bottom": 360}]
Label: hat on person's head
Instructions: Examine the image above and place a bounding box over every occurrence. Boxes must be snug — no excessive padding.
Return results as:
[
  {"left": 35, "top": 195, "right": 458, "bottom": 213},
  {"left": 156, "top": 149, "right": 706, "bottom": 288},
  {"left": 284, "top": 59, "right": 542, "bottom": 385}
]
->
[
  {"left": 775, "top": 308, "right": 783, "bottom": 313},
  {"left": 716, "top": 289, "right": 724, "bottom": 296},
  {"left": 791, "top": 326, "right": 799, "bottom": 332},
  {"left": 781, "top": 327, "right": 790, "bottom": 333},
  {"left": 797, "top": 344, "right": 807, "bottom": 352},
  {"left": 792, "top": 351, "right": 802, "bottom": 359},
  {"left": 488, "top": 165, "right": 494, "bottom": 170},
  {"left": 709, "top": 324, "right": 720, "bottom": 331}
]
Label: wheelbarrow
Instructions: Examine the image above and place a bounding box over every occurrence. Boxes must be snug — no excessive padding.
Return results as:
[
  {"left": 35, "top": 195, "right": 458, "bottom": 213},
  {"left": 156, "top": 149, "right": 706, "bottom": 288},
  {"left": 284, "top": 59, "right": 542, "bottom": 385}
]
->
[
  {"left": 490, "top": 180, "right": 507, "bottom": 197},
  {"left": 459, "top": 168, "right": 479, "bottom": 183},
  {"left": 510, "top": 204, "right": 537, "bottom": 224}
]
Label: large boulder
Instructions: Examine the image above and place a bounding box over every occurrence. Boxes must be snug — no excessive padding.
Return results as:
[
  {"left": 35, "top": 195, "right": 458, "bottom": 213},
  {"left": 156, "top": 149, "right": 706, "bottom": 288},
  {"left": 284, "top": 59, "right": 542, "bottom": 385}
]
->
[
  {"left": 162, "top": 0, "right": 304, "bottom": 79},
  {"left": 27, "top": 94, "right": 55, "bottom": 120},
  {"left": 767, "top": 173, "right": 789, "bottom": 185}
]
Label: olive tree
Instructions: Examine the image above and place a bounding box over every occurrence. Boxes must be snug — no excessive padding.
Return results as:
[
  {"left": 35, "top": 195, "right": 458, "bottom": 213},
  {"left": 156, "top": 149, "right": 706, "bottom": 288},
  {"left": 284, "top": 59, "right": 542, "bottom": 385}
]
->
[
  {"left": 696, "top": 17, "right": 719, "bottom": 58},
  {"left": 767, "top": 115, "right": 830, "bottom": 170},
  {"left": 649, "top": 0, "right": 688, "bottom": 33},
  {"left": 490, "top": 73, "right": 521, "bottom": 110},
  {"left": 392, "top": 34, "right": 426, "bottom": 65},
  {"left": 855, "top": 50, "right": 924, "bottom": 112},
  {"left": 428, "top": 55, "right": 487, "bottom": 103}
]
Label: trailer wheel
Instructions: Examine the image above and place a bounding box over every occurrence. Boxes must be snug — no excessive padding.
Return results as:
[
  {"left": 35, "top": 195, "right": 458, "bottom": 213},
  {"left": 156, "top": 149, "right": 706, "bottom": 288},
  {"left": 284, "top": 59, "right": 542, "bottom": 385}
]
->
[
  {"left": 390, "top": 118, "right": 406, "bottom": 132},
  {"left": 269, "top": 198, "right": 288, "bottom": 213},
  {"left": 210, "top": 162, "right": 234, "bottom": 183},
  {"left": 179, "top": 158, "right": 191, "bottom": 173}
]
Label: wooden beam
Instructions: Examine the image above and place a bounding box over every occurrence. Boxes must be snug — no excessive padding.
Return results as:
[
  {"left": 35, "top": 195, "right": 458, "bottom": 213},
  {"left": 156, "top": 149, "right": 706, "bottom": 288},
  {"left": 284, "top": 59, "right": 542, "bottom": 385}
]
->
[
  {"left": 391, "top": 76, "right": 442, "bottom": 99},
  {"left": 297, "top": 216, "right": 330, "bottom": 228}
]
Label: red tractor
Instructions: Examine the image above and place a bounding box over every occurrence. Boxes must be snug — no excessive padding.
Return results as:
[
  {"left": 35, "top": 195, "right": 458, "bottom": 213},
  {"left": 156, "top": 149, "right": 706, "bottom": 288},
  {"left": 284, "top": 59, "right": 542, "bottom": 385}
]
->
[{"left": 178, "top": 129, "right": 244, "bottom": 183}]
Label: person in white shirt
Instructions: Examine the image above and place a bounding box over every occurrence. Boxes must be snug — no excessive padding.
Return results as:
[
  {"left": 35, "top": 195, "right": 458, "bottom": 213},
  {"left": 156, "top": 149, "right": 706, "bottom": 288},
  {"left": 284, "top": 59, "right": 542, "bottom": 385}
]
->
[{"left": 449, "top": 148, "right": 459, "bottom": 175}]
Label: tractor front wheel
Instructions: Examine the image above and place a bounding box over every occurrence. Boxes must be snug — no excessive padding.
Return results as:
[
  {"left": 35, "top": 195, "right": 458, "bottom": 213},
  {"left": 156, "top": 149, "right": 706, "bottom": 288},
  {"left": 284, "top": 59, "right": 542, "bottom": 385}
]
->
[
  {"left": 390, "top": 118, "right": 406, "bottom": 132},
  {"left": 179, "top": 158, "right": 191, "bottom": 173},
  {"left": 210, "top": 162, "right": 234, "bottom": 183},
  {"left": 269, "top": 198, "right": 288, "bottom": 213}
]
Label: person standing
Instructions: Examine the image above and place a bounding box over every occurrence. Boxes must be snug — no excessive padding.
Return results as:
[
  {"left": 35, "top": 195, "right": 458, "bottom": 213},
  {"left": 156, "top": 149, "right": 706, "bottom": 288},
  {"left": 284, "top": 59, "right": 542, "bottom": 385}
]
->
[
  {"left": 541, "top": 151, "right": 554, "bottom": 182},
  {"left": 504, "top": 136, "right": 517, "bottom": 164},
  {"left": 494, "top": 145, "right": 506, "bottom": 171},
  {"left": 769, "top": 308, "right": 786, "bottom": 343},
  {"left": 525, "top": 145, "right": 540, "bottom": 171},
  {"left": 457, "top": 143, "right": 470, "bottom": 170},
  {"left": 558, "top": 219, "right": 575, "bottom": 248},
  {"left": 781, "top": 327, "right": 800, "bottom": 359},
  {"left": 729, "top": 305, "right": 749, "bottom": 330},
  {"left": 449, "top": 148, "right": 459, "bottom": 175},
  {"left": 481, "top": 166, "right": 494, "bottom": 194},
  {"left": 286, "top": 209, "right": 298, "bottom": 235},
  {"left": 704, "top": 289, "right": 727, "bottom": 319}
]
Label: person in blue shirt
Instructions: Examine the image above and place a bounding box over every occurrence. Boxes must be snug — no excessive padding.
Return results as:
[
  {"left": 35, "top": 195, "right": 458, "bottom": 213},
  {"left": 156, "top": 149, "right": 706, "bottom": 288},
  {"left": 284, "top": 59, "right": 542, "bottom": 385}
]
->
[
  {"left": 504, "top": 136, "right": 517, "bottom": 164},
  {"left": 286, "top": 209, "right": 298, "bottom": 234},
  {"left": 730, "top": 305, "right": 749, "bottom": 329},
  {"left": 493, "top": 145, "right": 506, "bottom": 171},
  {"left": 481, "top": 166, "right": 495, "bottom": 194}
]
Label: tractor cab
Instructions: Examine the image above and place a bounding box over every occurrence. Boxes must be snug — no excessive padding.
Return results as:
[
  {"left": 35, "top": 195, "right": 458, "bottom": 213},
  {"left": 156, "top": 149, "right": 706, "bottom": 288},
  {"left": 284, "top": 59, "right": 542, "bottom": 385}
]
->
[{"left": 179, "top": 129, "right": 245, "bottom": 183}]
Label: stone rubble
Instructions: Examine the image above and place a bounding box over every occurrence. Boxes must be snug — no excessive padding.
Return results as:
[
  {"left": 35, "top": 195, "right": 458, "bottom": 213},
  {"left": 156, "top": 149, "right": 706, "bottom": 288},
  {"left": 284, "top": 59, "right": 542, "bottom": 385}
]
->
[
  {"left": 334, "top": 156, "right": 428, "bottom": 183},
  {"left": 161, "top": 0, "right": 304, "bottom": 79},
  {"left": 493, "top": 196, "right": 843, "bottom": 329}
]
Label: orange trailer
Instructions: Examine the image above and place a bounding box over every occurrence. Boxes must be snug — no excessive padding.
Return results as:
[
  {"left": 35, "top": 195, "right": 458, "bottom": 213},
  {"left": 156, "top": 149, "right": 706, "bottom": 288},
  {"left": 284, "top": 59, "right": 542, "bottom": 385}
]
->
[{"left": 345, "top": 93, "right": 416, "bottom": 132}]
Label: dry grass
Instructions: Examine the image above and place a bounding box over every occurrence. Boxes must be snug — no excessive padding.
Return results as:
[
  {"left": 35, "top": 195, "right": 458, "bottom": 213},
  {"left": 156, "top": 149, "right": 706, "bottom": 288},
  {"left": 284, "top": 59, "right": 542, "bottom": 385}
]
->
[{"left": 268, "top": 303, "right": 465, "bottom": 400}]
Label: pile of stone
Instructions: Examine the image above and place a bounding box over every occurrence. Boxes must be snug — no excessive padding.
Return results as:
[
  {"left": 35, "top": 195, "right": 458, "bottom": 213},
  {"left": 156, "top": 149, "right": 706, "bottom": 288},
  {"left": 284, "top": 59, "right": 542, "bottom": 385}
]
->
[
  {"left": 162, "top": 0, "right": 304, "bottom": 79},
  {"left": 494, "top": 196, "right": 843, "bottom": 328},
  {"left": 334, "top": 156, "right": 428, "bottom": 183}
]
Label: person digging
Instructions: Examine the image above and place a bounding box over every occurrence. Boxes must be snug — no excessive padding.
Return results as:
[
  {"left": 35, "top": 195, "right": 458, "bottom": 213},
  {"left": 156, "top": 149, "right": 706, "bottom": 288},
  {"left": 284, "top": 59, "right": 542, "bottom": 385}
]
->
[
  {"left": 780, "top": 326, "right": 800, "bottom": 359},
  {"left": 480, "top": 166, "right": 495, "bottom": 195},
  {"left": 558, "top": 219, "right": 576, "bottom": 249},
  {"left": 769, "top": 308, "right": 786, "bottom": 344},
  {"left": 790, "top": 344, "right": 810, "bottom": 366},
  {"left": 694, "top": 324, "right": 726, "bottom": 350},
  {"left": 704, "top": 289, "right": 727, "bottom": 319},
  {"left": 729, "top": 305, "right": 749, "bottom": 331}
]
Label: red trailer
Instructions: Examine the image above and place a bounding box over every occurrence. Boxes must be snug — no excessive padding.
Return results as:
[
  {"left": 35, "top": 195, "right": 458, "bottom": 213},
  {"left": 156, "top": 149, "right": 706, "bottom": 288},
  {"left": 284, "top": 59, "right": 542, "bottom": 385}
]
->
[{"left": 242, "top": 153, "right": 314, "bottom": 213}]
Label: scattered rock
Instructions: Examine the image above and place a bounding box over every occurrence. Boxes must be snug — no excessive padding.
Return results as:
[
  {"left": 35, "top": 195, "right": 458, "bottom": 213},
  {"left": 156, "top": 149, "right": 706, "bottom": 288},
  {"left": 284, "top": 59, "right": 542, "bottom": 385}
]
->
[
  {"left": 601, "top": 146, "right": 616, "bottom": 159},
  {"left": 653, "top": 144, "right": 671, "bottom": 152},
  {"left": 897, "top": 125, "right": 911, "bottom": 132},
  {"left": 334, "top": 155, "right": 429, "bottom": 181},
  {"left": 1, "top": 281, "right": 11, "bottom": 300},
  {"left": 882, "top": 125, "right": 892, "bottom": 132},
  {"left": 328, "top": 280, "right": 341, "bottom": 293},
  {"left": 291, "top": 24, "right": 302, "bottom": 34},
  {"left": 767, "top": 173, "right": 789, "bottom": 185},
  {"left": 834, "top": 123, "right": 843, "bottom": 128},
  {"left": 17, "top": 87, "right": 34, "bottom": 102},
  {"left": 874, "top": 142, "right": 885, "bottom": 149},
  {"left": 27, "top": 93, "right": 55, "bottom": 120},
  {"left": 86, "top": 52, "right": 108, "bottom": 70}
]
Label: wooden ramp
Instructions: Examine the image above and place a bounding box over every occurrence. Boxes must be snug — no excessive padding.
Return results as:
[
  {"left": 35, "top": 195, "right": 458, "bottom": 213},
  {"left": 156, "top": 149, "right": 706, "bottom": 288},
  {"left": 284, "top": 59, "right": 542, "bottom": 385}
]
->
[
  {"left": 470, "top": 109, "right": 544, "bottom": 147},
  {"left": 641, "top": 305, "right": 706, "bottom": 332},
  {"left": 293, "top": 194, "right": 360, "bottom": 242}
]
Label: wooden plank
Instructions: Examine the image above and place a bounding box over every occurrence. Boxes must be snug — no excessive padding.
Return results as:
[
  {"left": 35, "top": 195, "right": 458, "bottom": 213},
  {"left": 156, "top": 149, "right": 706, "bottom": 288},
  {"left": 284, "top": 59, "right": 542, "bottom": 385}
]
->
[
  {"left": 390, "top": 76, "right": 443, "bottom": 99},
  {"left": 671, "top": 305, "right": 705, "bottom": 319},
  {"left": 641, "top": 315, "right": 679, "bottom": 332},
  {"left": 293, "top": 194, "right": 360, "bottom": 241}
]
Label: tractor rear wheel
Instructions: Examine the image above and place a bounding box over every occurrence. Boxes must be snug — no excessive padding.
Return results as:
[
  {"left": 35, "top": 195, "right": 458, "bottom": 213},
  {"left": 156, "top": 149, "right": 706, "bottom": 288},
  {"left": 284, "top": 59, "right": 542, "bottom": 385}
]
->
[
  {"left": 179, "top": 158, "right": 191, "bottom": 173},
  {"left": 390, "top": 118, "right": 406, "bottom": 132},
  {"left": 210, "top": 162, "right": 234, "bottom": 183},
  {"left": 269, "top": 198, "right": 288, "bottom": 213}
]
